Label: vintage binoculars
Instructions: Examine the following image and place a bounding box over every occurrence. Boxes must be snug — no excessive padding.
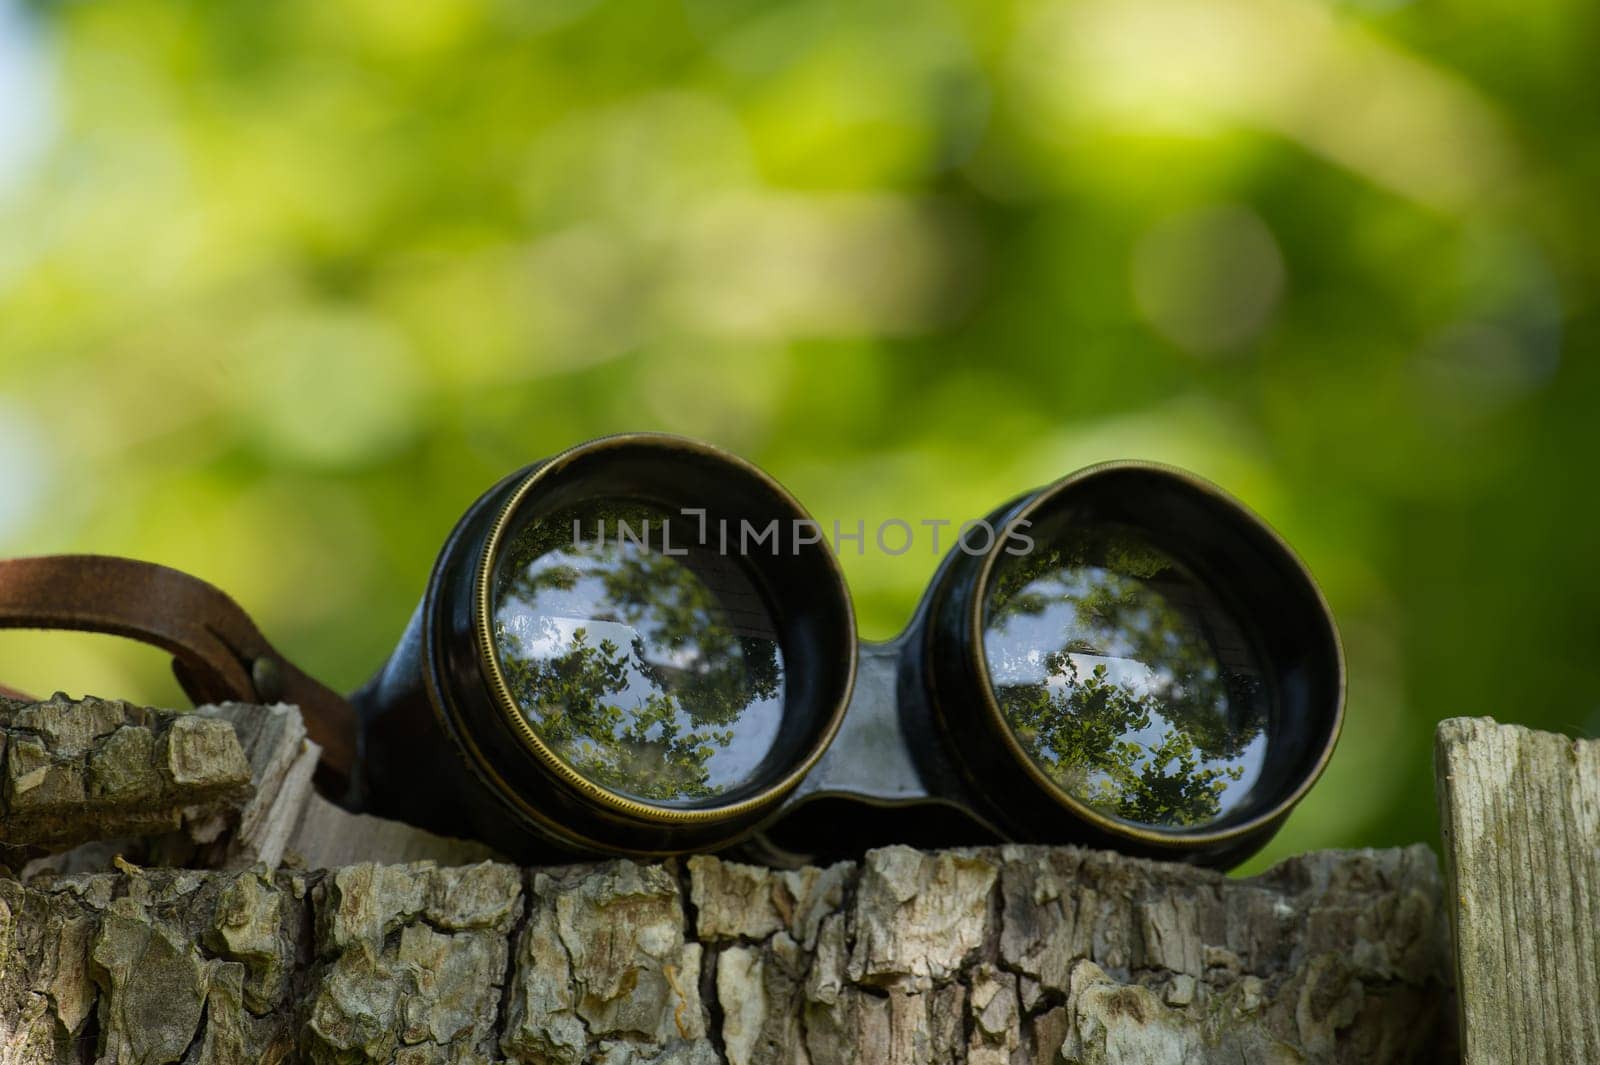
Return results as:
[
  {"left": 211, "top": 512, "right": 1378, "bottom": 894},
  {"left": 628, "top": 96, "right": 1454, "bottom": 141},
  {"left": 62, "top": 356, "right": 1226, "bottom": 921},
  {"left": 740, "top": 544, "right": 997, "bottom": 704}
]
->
[{"left": 0, "top": 434, "right": 1343, "bottom": 869}]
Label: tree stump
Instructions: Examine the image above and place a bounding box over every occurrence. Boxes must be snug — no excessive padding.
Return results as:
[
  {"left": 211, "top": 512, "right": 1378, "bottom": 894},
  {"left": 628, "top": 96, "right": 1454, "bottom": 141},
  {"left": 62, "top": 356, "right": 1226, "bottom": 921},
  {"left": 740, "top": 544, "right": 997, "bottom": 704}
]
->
[{"left": 1, "top": 697, "right": 1454, "bottom": 1063}]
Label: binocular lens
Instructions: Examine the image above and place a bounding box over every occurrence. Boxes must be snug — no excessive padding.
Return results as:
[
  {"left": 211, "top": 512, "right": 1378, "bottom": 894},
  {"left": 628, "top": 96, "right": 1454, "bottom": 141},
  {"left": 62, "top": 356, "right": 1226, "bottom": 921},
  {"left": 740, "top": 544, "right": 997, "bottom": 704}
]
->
[
  {"left": 930, "top": 462, "right": 1343, "bottom": 863},
  {"left": 981, "top": 525, "right": 1269, "bottom": 831},
  {"left": 490, "top": 500, "right": 788, "bottom": 808},
  {"left": 442, "top": 434, "right": 856, "bottom": 852}
]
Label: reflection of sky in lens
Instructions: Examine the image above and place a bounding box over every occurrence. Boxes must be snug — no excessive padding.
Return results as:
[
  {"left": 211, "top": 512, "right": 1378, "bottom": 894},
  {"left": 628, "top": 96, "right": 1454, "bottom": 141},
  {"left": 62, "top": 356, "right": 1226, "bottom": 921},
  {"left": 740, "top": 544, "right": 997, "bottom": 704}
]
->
[
  {"left": 986, "top": 604, "right": 1265, "bottom": 811},
  {"left": 983, "top": 543, "right": 1269, "bottom": 830},
  {"left": 491, "top": 510, "right": 786, "bottom": 807}
]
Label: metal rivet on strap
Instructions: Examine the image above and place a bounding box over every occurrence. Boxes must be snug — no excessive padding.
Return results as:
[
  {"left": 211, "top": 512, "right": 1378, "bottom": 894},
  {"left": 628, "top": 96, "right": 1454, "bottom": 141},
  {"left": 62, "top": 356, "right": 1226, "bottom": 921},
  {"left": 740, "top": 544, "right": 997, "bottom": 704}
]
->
[{"left": 251, "top": 656, "right": 284, "bottom": 703}]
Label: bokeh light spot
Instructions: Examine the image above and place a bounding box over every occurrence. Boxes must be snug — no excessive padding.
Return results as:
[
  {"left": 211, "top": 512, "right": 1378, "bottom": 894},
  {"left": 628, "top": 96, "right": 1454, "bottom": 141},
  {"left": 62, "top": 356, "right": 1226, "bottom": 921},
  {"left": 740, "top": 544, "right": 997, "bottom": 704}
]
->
[
  {"left": 230, "top": 309, "right": 424, "bottom": 469},
  {"left": 1131, "top": 204, "right": 1285, "bottom": 356},
  {"left": 0, "top": 399, "right": 50, "bottom": 543}
]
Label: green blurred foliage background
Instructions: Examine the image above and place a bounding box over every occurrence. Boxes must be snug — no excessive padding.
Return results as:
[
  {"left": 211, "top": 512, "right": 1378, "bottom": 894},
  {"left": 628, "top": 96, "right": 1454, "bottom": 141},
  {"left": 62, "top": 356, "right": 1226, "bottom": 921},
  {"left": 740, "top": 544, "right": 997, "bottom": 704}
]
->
[{"left": 1, "top": 0, "right": 1596, "bottom": 871}]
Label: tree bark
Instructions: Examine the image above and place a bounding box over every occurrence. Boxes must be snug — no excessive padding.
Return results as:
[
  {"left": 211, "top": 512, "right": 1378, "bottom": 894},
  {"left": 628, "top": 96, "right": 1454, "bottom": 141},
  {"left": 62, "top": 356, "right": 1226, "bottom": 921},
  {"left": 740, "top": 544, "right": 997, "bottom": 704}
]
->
[
  {"left": 0, "top": 694, "right": 253, "bottom": 868},
  {"left": 1, "top": 697, "right": 1454, "bottom": 1063}
]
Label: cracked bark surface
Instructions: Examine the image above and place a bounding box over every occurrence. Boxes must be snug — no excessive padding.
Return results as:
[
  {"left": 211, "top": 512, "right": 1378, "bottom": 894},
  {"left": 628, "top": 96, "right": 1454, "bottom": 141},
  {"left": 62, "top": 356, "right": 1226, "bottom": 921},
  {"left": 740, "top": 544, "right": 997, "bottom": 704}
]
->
[
  {"left": 0, "top": 695, "right": 253, "bottom": 863},
  {"left": 0, "top": 844, "right": 1452, "bottom": 1063},
  {"left": 1, "top": 698, "right": 1455, "bottom": 1062}
]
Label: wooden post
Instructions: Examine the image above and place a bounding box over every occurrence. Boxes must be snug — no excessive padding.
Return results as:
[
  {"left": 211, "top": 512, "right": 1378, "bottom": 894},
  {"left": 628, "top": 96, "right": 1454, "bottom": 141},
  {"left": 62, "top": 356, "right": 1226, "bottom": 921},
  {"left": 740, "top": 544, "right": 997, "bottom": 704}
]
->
[{"left": 1435, "top": 717, "right": 1600, "bottom": 1065}]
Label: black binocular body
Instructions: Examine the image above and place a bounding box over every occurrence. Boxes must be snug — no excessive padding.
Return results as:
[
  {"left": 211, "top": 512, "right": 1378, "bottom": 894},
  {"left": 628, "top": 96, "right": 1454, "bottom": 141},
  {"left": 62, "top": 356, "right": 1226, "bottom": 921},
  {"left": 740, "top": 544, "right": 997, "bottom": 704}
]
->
[{"left": 350, "top": 434, "right": 1344, "bottom": 870}]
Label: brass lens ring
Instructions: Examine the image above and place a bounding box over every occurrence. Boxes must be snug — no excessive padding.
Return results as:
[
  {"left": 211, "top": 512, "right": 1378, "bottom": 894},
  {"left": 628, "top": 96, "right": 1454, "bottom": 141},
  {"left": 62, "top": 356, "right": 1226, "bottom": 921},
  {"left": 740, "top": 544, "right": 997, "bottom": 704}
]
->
[
  {"left": 473, "top": 432, "right": 858, "bottom": 826},
  {"left": 961, "top": 460, "right": 1346, "bottom": 850}
]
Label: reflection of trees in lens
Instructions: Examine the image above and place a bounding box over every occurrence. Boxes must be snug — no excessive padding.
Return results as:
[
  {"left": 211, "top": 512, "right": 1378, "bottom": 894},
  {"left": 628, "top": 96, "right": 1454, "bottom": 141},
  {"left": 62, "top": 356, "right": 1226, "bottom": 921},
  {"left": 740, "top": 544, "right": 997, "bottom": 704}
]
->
[
  {"left": 495, "top": 623, "right": 731, "bottom": 800},
  {"left": 983, "top": 527, "right": 1267, "bottom": 829},
  {"left": 491, "top": 502, "right": 784, "bottom": 805}
]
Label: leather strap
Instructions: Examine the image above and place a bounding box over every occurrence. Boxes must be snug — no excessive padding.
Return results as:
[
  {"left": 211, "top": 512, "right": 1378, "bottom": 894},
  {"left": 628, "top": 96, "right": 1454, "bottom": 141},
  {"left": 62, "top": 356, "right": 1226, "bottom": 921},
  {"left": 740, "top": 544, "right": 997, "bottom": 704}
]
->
[{"left": 0, "top": 555, "right": 357, "bottom": 784}]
